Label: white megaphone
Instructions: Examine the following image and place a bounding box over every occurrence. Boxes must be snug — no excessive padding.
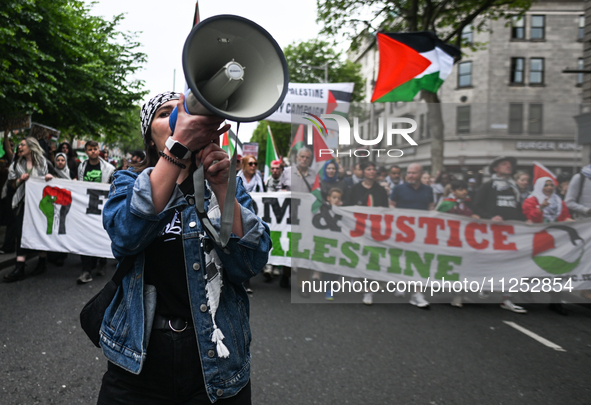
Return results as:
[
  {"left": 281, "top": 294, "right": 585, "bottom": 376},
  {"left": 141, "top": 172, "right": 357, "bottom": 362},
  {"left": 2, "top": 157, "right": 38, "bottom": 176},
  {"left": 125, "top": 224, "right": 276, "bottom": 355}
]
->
[{"left": 169, "top": 14, "right": 289, "bottom": 131}]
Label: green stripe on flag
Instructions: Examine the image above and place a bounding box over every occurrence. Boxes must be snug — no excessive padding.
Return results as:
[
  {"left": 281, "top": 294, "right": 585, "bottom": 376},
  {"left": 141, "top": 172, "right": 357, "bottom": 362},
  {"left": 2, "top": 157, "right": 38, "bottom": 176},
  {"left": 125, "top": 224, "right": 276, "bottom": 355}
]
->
[{"left": 374, "top": 72, "right": 443, "bottom": 102}]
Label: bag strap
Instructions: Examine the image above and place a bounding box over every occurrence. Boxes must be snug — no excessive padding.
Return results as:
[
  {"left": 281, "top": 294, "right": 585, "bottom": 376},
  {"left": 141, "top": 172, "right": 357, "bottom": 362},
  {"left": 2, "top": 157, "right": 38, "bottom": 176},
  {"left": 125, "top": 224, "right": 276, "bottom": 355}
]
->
[
  {"left": 193, "top": 126, "right": 239, "bottom": 255},
  {"left": 576, "top": 172, "right": 585, "bottom": 204},
  {"left": 111, "top": 254, "right": 139, "bottom": 285},
  {"left": 297, "top": 166, "right": 313, "bottom": 193}
]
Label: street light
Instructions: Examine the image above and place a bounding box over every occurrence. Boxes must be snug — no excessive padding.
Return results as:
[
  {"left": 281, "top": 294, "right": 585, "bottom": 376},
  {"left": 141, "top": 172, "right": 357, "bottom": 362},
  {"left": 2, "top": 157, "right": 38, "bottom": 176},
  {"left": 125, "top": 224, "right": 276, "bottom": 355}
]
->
[{"left": 301, "top": 62, "right": 329, "bottom": 83}]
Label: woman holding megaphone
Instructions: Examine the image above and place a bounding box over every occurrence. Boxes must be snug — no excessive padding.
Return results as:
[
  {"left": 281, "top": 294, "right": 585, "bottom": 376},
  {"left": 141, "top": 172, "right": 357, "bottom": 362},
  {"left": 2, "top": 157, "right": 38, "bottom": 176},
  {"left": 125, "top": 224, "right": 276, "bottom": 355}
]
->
[{"left": 97, "top": 91, "right": 271, "bottom": 404}]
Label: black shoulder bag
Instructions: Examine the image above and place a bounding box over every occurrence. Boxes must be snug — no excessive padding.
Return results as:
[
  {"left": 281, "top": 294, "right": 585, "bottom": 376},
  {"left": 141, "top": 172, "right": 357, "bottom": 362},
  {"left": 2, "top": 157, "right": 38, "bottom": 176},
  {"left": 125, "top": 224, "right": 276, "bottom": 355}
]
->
[{"left": 80, "top": 254, "right": 138, "bottom": 347}]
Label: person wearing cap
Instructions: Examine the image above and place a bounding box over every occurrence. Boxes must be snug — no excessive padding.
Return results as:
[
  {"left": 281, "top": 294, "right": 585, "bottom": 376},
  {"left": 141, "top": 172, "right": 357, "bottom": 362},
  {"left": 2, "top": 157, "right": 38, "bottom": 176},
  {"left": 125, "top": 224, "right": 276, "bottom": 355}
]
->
[
  {"left": 96, "top": 91, "right": 271, "bottom": 404},
  {"left": 474, "top": 156, "right": 527, "bottom": 313}
]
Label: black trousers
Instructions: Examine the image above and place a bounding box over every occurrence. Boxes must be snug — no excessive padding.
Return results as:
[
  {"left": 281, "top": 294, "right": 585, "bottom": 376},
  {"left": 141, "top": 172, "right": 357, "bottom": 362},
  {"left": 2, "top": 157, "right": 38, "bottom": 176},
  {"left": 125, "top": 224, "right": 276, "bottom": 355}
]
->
[{"left": 97, "top": 326, "right": 251, "bottom": 405}]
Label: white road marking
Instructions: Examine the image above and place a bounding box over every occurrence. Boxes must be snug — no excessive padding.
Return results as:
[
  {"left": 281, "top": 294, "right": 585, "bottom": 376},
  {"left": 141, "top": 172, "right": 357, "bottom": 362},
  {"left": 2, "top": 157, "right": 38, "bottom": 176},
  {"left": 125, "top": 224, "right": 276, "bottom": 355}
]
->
[{"left": 503, "top": 321, "right": 566, "bottom": 352}]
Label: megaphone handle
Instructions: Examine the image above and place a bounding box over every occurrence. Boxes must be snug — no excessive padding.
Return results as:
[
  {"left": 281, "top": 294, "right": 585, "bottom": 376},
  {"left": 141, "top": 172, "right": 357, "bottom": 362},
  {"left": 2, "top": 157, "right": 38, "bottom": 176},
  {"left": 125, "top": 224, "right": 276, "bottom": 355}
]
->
[{"left": 168, "top": 97, "right": 190, "bottom": 133}]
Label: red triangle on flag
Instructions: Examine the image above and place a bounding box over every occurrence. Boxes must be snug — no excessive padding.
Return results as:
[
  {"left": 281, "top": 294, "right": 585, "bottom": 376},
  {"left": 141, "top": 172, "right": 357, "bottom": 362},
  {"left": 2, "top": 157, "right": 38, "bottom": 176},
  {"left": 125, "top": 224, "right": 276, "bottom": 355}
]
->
[
  {"left": 312, "top": 126, "right": 333, "bottom": 164},
  {"left": 371, "top": 33, "right": 432, "bottom": 102},
  {"left": 326, "top": 91, "right": 338, "bottom": 114},
  {"left": 290, "top": 124, "right": 305, "bottom": 150},
  {"left": 533, "top": 161, "right": 557, "bottom": 185}
]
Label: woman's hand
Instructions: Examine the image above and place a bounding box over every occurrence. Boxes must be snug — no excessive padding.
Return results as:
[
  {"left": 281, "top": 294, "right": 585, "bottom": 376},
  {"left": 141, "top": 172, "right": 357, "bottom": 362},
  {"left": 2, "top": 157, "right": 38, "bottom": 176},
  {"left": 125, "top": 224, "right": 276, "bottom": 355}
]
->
[
  {"left": 171, "top": 94, "right": 230, "bottom": 153},
  {"left": 19, "top": 173, "right": 29, "bottom": 183},
  {"left": 45, "top": 174, "right": 53, "bottom": 182},
  {"left": 196, "top": 143, "right": 231, "bottom": 190},
  {"left": 539, "top": 198, "right": 550, "bottom": 210}
]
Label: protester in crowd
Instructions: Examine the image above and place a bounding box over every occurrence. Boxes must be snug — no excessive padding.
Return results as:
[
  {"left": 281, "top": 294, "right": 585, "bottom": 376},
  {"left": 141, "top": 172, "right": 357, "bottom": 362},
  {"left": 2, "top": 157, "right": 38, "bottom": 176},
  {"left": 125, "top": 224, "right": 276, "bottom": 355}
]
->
[
  {"left": 421, "top": 172, "right": 431, "bottom": 186},
  {"left": 265, "top": 160, "right": 288, "bottom": 192},
  {"left": 386, "top": 165, "right": 404, "bottom": 190},
  {"left": 555, "top": 172, "right": 571, "bottom": 201},
  {"left": 130, "top": 150, "right": 145, "bottom": 164},
  {"left": 376, "top": 166, "right": 388, "bottom": 182},
  {"left": 320, "top": 159, "right": 346, "bottom": 201},
  {"left": 523, "top": 176, "right": 574, "bottom": 315},
  {"left": 523, "top": 177, "right": 573, "bottom": 224},
  {"left": 0, "top": 145, "right": 18, "bottom": 254},
  {"left": 346, "top": 162, "right": 389, "bottom": 208},
  {"left": 474, "top": 156, "right": 526, "bottom": 313},
  {"left": 97, "top": 91, "right": 270, "bottom": 404},
  {"left": 514, "top": 171, "right": 531, "bottom": 201},
  {"left": 291, "top": 147, "right": 316, "bottom": 193},
  {"left": 3, "top": 138, "right": 51, "bottom": 282},
  {"left": 432, "top": 171, "right": 453, "bottom": 204},
  {"left": 346, "top": 161, "right": 388, "bottom": 305},
  {"left": 117, "top": 159, "right": 131, "bottom": 171},
  {"left": 390, "top": 163, "right": 434, "bottom": 211},
  {"left": 237, "top": 155, "right": 264, "bottom": 193},
  {"left": 343, "top": 163, "right": 363, "bottom": 188},
  {"left": 436, "top": 179, "right": 479, "bottom": 308},
  {"left": 52, "top": 153, "right": 72, "bottom": 180},
  {"left": 76, "top": 140, "right": 115, "bottom": 284},
  {"left": 564, "top": 161, "right": 591, "bottom": 218},
  {"left": 58, "top": 142, "right": 78, "bottom": 180},
  {"left": 44, "top": 152, "right": 72, "bottom": 267},
  {"left": 390, "top": 162, "right": 434, "bottom": 309},
  {"left": 261, "top": 160, "right": 288, "bottom": 283}
]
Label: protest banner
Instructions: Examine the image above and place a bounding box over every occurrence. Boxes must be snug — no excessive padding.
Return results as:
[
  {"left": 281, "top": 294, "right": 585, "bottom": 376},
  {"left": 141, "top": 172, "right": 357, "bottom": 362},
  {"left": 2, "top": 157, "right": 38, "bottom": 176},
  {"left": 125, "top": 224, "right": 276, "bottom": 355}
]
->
[
  {"left": 21, "top": 181, "right": 591, "bottom": 292},
  {"left": 22, "top": 177, "right": 114, "bottom": 258}
]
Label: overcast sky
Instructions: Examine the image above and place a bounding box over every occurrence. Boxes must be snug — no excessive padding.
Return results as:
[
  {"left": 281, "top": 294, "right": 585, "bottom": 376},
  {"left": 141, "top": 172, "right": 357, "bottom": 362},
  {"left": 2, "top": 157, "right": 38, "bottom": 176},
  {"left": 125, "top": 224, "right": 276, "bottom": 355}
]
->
[{"left": 85, "top": 0, "right": 322, "bottom": 141}]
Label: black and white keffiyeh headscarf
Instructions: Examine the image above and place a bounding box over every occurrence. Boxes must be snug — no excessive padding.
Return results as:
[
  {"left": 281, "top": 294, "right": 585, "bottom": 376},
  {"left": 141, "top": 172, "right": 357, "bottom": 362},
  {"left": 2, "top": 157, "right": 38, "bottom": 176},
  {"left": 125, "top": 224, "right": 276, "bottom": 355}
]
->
[{"left": 140, "top": 91, "right": 181, "bottom": 145}]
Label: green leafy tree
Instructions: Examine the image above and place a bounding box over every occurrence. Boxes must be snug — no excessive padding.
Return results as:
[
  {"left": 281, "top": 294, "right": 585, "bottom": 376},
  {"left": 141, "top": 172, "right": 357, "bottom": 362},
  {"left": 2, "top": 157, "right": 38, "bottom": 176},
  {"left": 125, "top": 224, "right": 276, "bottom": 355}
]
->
[
  {"left": 0, "top": 0, "right": 146, "bottom": 144},
  {"left": 251, "top": 39, "right": 365, "bottom": 166},
  {"left": 317, "top": 0, "right": 532, "bottom": 174}
]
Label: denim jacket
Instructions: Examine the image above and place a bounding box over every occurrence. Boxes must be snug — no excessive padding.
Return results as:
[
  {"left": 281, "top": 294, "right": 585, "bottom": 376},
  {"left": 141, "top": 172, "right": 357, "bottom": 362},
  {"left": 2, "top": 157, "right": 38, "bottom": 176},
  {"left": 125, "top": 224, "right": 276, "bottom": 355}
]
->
[{"left": 100, "top": 168, "right": 271, "bottom": 402}]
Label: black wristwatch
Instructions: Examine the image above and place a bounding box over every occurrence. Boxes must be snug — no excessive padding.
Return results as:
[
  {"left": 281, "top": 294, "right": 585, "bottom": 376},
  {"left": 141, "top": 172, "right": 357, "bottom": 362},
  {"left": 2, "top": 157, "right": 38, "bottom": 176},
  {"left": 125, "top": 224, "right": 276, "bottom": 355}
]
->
[{"left": 165, "top": 137, "right": 191, "bottom": 160}]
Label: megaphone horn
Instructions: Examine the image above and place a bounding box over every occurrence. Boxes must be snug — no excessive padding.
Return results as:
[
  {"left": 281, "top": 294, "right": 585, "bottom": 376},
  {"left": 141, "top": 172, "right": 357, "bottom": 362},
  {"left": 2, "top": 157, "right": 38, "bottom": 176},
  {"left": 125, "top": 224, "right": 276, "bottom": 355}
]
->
[{"left": 169, "top": 14, "right": 289, "bottom": 131}]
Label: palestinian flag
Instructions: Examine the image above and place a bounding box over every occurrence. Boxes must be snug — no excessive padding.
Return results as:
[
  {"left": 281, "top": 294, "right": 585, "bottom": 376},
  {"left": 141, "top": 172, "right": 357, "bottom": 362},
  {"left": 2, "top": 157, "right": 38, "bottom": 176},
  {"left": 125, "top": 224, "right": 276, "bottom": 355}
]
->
[
  {"left": 289, "top": 124, "right": 306, "bottom": 156},
  {"left": 221, "top": 129, "right": 242, "bottom": 156},
  {"left": 533, "top": 161, "right": 558, "bottom": 186},
  {"left": 264, "top": 125, "right": 279, "bottom": 182},
  {"left": 371, "top": 32, "right": 461, "bottom": 103}
]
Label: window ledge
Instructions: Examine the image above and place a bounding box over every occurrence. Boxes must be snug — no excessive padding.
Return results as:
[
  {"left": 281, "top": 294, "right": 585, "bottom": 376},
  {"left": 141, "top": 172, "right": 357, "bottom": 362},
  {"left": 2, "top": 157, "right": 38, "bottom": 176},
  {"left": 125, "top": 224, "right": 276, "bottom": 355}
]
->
[{"left": 456, "top": 85, "right": 474, "bottom": 90}]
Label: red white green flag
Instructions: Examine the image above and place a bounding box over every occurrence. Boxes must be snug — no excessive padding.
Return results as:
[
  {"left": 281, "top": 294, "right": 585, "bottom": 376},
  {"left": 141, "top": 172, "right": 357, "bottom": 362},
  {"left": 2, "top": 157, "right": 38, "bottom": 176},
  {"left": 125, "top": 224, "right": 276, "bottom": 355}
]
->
[{"left": 371, "top": 32, "right": 461, "bottom": 103}]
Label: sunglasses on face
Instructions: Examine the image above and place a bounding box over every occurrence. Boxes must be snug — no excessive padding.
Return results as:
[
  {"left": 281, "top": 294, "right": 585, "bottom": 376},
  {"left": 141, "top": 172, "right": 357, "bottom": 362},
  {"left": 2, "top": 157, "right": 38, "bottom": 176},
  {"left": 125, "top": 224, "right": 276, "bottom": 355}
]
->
[{"left": 248, "top": 162, "right": 258, "bottom": 166}]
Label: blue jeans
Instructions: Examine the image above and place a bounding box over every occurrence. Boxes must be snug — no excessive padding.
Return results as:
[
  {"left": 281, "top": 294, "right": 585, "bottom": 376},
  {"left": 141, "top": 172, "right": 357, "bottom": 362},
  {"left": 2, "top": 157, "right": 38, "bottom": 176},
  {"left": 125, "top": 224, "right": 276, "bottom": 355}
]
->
[{"left": 97, "top": 326, "right": 251, "bottom": 404}]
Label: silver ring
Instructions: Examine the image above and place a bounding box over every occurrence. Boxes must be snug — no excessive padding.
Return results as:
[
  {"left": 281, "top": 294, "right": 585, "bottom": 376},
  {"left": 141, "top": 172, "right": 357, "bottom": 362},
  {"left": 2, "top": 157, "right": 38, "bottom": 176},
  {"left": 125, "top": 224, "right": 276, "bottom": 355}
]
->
[{"left": 168, "top": 320, "right": 188, "bottom": 333}]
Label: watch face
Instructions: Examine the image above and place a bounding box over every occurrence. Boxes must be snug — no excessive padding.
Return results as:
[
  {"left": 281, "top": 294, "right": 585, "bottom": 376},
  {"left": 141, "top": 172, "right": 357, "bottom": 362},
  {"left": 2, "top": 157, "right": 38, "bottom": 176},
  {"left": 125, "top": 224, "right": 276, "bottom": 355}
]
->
[{"left": 170, "top": 141, "right": 189, "bottom": 159}]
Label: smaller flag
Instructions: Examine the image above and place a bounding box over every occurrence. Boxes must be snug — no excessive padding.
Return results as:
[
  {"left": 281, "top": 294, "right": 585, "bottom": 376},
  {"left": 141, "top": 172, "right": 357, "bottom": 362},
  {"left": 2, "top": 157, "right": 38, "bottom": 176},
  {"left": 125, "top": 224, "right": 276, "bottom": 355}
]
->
[
  {"left": 533, "top": 161, "right": 557, "bottom": 185},
  {"left": 264, "top": 125, "right": 279, "bottom": 182},
  {"left": 221, "top": 129, "right": 243, "bottom": 157}
]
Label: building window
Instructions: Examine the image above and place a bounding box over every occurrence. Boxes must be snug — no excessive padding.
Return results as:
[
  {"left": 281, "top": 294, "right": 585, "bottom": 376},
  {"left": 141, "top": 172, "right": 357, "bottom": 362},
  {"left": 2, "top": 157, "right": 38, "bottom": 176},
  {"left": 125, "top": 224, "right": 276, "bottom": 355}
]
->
[
  {"left": 579, "top": 15, "right": 585, "bottom": 40},
  {"left": 528, "top": 104, "right": 543, "bottom": 134},
  {"left": 531, "top": 15, "right": 545, "bottom": 40},
  {"left": 530, "top": 58, "right": 544, "bottom": 84},
  {"left": 578, "top": 58, "right": 584, "bottom": 85},
  {"left": 461, "top": 25, "right": 473, "bottom": 45},
  {"left": 510, "top": 58, "right": 525, "bottom": 84},
  {"left": 456, "top": 106, "right": 471, "bottom": 134},
  {"left": 509, "top": 103, "right": 523, "bottom": 134},
  {"left": 511, "top": 16, "right": 525, "bottom": 39},
  {"left": 458, "top": 61, "right": 472, "bottom": 87}
]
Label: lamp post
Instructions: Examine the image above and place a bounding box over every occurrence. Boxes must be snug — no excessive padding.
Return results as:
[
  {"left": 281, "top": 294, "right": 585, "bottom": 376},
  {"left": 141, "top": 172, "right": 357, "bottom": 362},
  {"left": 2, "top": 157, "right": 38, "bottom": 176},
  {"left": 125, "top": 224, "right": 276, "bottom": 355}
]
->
[{"left": 301, "top": 62, "right": 329, "bottom": 83}]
